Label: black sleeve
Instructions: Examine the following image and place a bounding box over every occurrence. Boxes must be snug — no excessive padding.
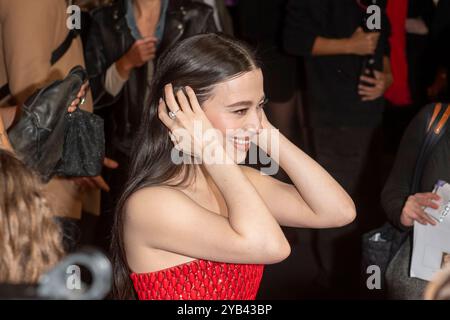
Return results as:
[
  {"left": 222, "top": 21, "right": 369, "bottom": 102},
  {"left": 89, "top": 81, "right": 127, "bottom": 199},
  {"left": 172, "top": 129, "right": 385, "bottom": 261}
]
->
[
  {"left": 83, "top": 16, "right": 120, "bottom": 111},
  {"left": 380, "top": 104, "right": 432, "bottom": 230},
  {"left": 283, "top": 0, "right": 327, "bottom": 56}
]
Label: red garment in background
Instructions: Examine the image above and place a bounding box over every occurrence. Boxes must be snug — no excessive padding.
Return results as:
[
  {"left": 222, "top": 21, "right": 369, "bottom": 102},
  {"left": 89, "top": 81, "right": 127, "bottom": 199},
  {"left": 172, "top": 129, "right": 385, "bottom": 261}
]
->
[{"left": 384, "top": 0, "right": 412, "bottom": 106}]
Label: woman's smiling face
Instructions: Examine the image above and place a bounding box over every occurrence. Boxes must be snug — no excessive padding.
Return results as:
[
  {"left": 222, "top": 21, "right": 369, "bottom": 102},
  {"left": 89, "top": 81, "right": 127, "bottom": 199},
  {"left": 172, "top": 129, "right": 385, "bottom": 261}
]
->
[{"left": 202, "top": 69, "right": 266, "bottom": 163}]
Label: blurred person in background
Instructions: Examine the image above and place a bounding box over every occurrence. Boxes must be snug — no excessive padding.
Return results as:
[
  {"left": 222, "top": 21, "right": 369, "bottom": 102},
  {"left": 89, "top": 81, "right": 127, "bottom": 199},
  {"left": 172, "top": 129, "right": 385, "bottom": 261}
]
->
[
  {"left": 235, "top": 0, "right": 308, "bottom": 299},
  {"left": 199, "top": 0, "right": 234, "bottom": 35},
  {"left": 382, "top": 102, "right": 450, "bottom": 300},
  {"left": 383, "top": 0, "right": 442, "bottom": 158},
  {"left": 71, "top": 0, "right": 114, "bottom": 11},
  {"left": 0, "top": 0, "right": 115, "bottom": 251},
  {"left": 284, "top": 0, "right": 392, "bottom": 297},
  {"left": 427, "top": 0, "right": 450, "bottom": 102},
  {"left": 236, "top": 0, "right": 299, "bottom": 156},
  {"left": 0, "top": 149, "right": 65, "bottom": 284}
]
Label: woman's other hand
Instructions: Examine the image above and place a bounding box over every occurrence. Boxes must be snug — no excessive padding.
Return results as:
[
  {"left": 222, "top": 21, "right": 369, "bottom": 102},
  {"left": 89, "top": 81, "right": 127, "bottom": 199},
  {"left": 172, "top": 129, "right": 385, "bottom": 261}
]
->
[{"left": 252, "top": 110, "right": 278, "bottom": 155}]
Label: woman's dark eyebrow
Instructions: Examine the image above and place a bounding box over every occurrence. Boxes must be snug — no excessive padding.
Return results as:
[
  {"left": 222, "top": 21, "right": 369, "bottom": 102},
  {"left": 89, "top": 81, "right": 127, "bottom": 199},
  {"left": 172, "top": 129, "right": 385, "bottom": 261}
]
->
[
  {"left": 225, "top": 96, "right": 266, "bottom": 108},
  {"left": 225, "top": 101, "right": 253, "bottom": 108}
]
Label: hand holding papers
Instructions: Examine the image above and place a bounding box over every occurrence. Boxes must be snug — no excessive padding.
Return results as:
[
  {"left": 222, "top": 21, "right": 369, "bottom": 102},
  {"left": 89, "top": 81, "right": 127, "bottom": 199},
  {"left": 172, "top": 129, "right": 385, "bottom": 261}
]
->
[{"left": 411, "top": 181, "right": 450, "bottom": 281}]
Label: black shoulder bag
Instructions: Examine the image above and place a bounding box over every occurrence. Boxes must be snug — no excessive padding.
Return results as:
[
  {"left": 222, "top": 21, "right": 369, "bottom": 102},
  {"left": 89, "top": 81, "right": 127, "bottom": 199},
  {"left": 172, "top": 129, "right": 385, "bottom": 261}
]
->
[{"left": 8, "top": 66, "right": 105, "bottom": 182}]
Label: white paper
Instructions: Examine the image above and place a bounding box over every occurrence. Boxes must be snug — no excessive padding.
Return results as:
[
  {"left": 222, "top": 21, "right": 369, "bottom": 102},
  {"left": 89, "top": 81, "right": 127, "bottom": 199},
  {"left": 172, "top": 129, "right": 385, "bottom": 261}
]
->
[{"left": 410, "top": 181, "right": 450, "bottom": 281}]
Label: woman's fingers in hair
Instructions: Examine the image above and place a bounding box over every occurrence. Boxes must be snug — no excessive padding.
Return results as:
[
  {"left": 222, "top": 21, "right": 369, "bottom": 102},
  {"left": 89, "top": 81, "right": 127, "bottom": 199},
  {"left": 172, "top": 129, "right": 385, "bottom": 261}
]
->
[
  {"left": 185, "top": 86, "right": 202, "bottom": 113},
  {"left": 158, "top": 97, "right": 177, "bottom": 130},
  {"left": 164, "top": 84, "right": 184, "bottom": 117},
  {"left": 175, "top": 87, "right": 194, "bottom": 114}
]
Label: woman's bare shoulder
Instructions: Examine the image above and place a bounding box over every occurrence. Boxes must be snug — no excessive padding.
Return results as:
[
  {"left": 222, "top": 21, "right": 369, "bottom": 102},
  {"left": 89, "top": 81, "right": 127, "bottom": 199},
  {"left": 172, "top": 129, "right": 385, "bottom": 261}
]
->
[
  {"left": 125, "top": 185, "right": 201, "bottom": 222},
  {"left": 127, "top": 185, "right": 189, "bottom": 208}
]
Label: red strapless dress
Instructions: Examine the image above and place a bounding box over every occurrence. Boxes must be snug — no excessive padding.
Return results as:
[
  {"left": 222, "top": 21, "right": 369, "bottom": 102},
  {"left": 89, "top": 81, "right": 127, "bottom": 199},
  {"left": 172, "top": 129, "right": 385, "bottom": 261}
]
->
[{"left": 130, "top": 259, "right": 264, "bottom": 300}]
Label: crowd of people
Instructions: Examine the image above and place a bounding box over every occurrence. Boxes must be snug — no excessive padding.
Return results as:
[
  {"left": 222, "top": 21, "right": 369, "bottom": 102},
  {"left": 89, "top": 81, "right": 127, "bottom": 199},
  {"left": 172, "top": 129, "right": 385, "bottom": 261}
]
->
[{"left": 0, "top": 0, "right": 450, "bottom": 300}]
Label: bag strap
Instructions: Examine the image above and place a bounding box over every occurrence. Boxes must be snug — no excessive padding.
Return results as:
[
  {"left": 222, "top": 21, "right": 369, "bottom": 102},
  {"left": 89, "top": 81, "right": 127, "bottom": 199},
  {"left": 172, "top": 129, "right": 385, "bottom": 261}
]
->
[
  {"left": 50, "top": 30, "right": 78, "bottom": 65},
  {"left": 0, "top": 83, "right": 10, "bottom": 101},
  {"left": 0, "top": 30, "right": 79, "bottom": 101},
  {"left": 411, "top": 103, "right": 450, "bottom": 194}
]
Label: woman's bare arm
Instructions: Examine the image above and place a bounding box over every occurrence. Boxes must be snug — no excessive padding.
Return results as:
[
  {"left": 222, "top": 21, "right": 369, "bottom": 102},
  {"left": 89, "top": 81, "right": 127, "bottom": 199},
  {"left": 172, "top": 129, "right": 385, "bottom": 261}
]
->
[
  {"left": 126, "top": 162, "right": 291, "bottom": 266},
  {"left": 246, "top": 122, "right": 356, "bottom": 229}
]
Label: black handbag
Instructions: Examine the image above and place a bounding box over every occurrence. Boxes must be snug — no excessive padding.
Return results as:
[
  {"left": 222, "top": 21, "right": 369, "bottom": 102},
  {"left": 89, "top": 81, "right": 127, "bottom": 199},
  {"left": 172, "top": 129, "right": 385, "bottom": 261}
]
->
[
  {"left": 362, "top": 103, "right": 450, "bottom": 281},
  {"left": 53, "top": 100, "right": 105, "bottom": 179},
  {"left": 8, "top": 66, "right": 105, "bottom": 182}
]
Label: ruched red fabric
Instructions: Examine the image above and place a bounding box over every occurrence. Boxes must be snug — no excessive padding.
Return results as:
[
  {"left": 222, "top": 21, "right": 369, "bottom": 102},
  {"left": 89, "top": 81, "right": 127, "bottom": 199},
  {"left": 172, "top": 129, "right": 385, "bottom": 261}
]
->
[{"left": 130, "top": 259, "right": 264, "bottom": 300}]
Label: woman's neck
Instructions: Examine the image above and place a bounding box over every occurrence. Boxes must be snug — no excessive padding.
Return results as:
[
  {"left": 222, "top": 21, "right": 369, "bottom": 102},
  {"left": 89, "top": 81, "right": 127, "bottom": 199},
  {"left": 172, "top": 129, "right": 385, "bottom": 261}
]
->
[
  {"left": 192, "top": 164, "right": 211, "bottom": 187},
  {"left": 184, "top": 164, "right": 218, "bottom": 197},
  {"left": 133, "top": 0, "right": 161, "bottom": 19}
]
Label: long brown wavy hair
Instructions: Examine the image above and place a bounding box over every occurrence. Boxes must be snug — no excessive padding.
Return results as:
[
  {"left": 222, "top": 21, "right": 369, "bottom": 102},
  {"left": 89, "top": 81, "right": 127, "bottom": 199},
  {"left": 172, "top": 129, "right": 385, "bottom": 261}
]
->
[
  {"left": 110, "top": 33, "right": 260, "bottom": 299},
  {"left": 0, "top": 149, "right": 65, "bottom": 284}
]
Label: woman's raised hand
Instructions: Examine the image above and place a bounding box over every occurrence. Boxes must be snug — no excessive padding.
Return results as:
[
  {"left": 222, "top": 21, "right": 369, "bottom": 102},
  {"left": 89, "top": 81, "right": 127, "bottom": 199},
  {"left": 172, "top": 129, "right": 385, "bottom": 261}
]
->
[
  {"left": 252, "top": 110, "right": 278, "bottom": 155},
  {"left": 158, "top": 84, "right": 222, "bottom": 162}
]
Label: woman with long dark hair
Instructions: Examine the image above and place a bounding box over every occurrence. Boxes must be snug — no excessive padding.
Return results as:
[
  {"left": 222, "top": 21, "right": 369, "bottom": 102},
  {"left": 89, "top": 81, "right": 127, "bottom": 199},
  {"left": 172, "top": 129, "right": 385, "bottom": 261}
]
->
[
  {"left": 84, "top": 0, "right": 217, "bottom": 250},
  {"left": 111, "top": 33, "right": 356, "bottom": 300}
]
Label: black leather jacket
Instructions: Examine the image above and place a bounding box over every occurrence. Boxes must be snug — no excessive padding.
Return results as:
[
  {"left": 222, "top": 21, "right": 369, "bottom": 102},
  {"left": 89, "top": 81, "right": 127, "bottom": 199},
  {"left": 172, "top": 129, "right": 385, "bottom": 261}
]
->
[{"left": 84, "top": 0, "right": 216, "bottom": 156}]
